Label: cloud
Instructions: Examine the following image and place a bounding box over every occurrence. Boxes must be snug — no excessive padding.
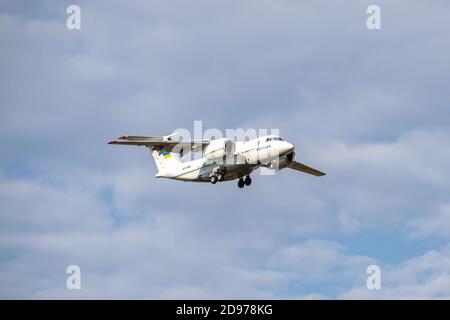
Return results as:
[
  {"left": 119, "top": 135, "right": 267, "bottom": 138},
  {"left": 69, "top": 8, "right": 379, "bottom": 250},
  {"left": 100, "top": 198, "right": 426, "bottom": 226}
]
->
[
  {"left": 0, "top": 172, "right": 294, "bottom": 298},
  {"left": 408, "top": 204, "right": 450, "bottom": 239},
  {"left": 0, "top": 173, "right": 113, "bottom": 234},
  {"left": 267, "top": 240, "right": 375, "bottom": 296},
  {"left": 341, "top": 245, "right": 450, "bottom": 299},
  {"left": 1, "top": 0, "right": 450, "bottom": 299}
]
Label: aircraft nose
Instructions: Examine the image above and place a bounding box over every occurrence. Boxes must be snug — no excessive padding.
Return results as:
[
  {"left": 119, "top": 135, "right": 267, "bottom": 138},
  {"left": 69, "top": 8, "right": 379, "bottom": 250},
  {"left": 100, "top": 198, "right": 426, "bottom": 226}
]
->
[{"left": 281, "top": 142, "right": 294, "bottom": 155}]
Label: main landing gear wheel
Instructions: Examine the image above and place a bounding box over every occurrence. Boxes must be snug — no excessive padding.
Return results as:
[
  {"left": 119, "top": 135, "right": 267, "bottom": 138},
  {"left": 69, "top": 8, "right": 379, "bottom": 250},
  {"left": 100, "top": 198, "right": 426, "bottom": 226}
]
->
[
  {"left": 217, "top": 173, "right": 224, "bottom": 182},
  {"left": 238, "top": 178, "right": 245, "bottom": 188},
  {"left": 210, "top": 175, "right": 218, "bottom": 184},
  {"left": 244, "top": 175, "right": 252, "bottom": 186}
]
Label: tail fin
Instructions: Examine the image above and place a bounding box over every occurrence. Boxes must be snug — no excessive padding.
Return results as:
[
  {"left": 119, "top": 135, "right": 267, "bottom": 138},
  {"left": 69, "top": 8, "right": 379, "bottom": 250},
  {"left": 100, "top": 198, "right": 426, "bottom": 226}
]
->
[{"left": 150, "top": 149, "right": 183, "bottom": 177}]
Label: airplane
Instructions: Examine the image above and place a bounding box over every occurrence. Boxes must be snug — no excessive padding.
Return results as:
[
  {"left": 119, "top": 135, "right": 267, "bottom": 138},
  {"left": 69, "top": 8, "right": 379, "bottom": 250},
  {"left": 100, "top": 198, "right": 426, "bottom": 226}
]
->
[{"left": 108, "top": 133, "right": 325, "bottom": 188}]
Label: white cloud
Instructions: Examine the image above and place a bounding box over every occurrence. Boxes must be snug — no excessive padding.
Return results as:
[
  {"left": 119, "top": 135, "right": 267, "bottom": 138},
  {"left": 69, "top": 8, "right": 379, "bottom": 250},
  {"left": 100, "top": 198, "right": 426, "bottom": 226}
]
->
[
  {"left": 408, "top": 204, "right": 450, "bottom": 239},
  {"left": 302, "top": 128, "right": 450, "bottom": 229},
  {"left": 268, "top": 240, "right": 375, "bottom": 290},
  {"left": 341, "top": 245, "right": 450, "bottom": 299},
  {"left": 0, "top": 174, "right": 113, "bottom": 234},
  {"left": 0, "top": 171, "right": 295, "bottom": 298},
  {"left": 1, "top": 0, "right": 450, "bottom": 299}
]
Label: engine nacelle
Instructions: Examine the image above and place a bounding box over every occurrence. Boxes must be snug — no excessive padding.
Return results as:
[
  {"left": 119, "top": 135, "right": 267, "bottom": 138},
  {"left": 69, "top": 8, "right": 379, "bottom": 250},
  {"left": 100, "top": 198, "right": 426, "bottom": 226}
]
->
[{"left": 204, "top": 138, "right": 235, "bottom": 160}]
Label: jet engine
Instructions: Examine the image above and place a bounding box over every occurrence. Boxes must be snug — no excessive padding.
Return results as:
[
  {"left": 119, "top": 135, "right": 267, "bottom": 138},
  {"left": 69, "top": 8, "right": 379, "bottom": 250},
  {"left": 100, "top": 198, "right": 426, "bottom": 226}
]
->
[{"left": 204, "top": 138, "right": 235, "bottom": 160}]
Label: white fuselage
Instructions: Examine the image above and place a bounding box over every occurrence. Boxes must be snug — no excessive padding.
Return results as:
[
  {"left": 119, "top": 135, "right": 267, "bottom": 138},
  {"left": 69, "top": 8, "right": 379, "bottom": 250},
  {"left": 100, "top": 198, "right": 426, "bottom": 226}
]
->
[{"left": 156, "top": 136, "right": 294, "bottom": 182}]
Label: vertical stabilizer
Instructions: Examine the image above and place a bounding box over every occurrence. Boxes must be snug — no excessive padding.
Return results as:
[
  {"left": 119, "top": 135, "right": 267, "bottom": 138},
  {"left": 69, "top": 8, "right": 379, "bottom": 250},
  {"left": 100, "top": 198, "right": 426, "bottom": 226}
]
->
[{"left": 150, "top": 148, "right": 182, "bottom": 177}]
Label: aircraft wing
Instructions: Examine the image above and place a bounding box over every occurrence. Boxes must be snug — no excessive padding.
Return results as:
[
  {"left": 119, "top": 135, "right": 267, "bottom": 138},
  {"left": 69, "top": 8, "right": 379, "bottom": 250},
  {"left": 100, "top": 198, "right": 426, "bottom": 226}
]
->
[
  {"left": 288, "top": 161, "right": 326, "bottom": 176},
  {"left": 108, "top": 135, "right": 210, "bottom": 153}
]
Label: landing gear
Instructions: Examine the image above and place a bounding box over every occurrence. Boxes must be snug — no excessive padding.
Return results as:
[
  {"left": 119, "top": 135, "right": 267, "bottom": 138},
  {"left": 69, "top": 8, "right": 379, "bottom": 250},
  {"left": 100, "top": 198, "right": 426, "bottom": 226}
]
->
[
  {"left": 238, "top": 175, "right": 251, "bottom": 188},
  {"left": 210, "top": 167, "right": 226, "bottom": 184}
]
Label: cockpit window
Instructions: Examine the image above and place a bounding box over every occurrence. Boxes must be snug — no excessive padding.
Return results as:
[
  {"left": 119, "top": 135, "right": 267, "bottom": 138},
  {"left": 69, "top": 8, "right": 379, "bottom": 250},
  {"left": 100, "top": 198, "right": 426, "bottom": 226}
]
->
[{"left": 266, "top": 137, "right": 283, "bottom": 142}]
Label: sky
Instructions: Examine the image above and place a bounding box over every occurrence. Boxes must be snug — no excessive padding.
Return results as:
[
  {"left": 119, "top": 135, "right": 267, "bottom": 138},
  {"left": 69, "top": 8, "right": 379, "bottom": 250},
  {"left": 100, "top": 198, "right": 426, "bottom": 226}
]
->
[{"left": 1, "top": 0, "right": 450, "bottom": 299}]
